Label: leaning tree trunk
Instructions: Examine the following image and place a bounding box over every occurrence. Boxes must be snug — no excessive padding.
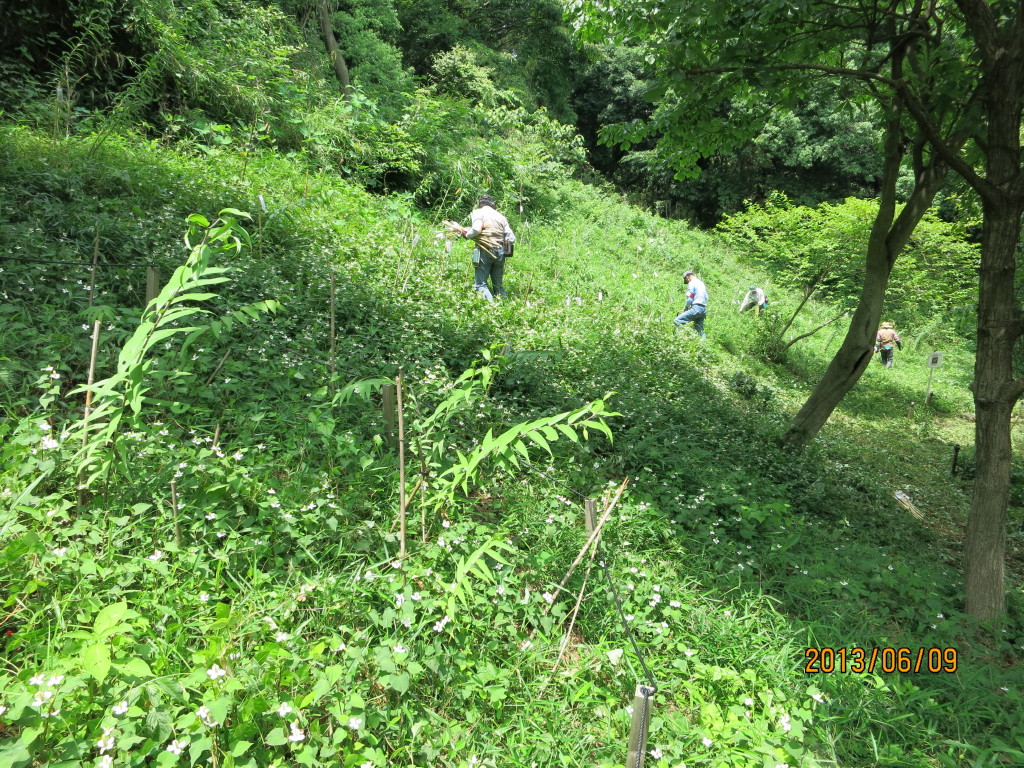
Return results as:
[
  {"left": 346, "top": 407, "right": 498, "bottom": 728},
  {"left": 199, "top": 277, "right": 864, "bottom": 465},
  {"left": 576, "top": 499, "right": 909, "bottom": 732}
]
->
[
  {"left": 318, "top": 1, "right": 352, "bottom": 100},
  {"left": 780, "top": 108, "right": 949, "bottom": 448}
]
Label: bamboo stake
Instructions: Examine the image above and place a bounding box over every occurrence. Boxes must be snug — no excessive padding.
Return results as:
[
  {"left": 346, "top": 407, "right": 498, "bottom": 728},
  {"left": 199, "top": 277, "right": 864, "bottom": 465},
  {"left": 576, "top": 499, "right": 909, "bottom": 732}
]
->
[
  {"left": 78, "top": 318, "right": 102, "bottom": 508},
  {"left": 88, "top": 230, "right": 99, "bottom": 308},
  {"left": 397, "top": 372, "right": 407, "bottom": 559},
  {"left": 544, "top": 478, "right": 629, "bottom": 615},
  {"left": 204, "top": 350, "right": 232, "bottom": 387},
  {"left": 329, "top": 267, "right": 337, "bottom": 395},
  {"left": 171, "top": 479, "right": 182, "bottom": 548}
]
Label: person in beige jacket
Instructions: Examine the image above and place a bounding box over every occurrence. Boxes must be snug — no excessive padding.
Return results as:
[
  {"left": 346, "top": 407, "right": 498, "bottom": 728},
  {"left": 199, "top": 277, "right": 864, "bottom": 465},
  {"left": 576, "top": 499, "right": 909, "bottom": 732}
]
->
[
  {"left": 461, "top": 194, "right": 515, "bottom": 301},
  {"left": 875, "top": 321, "right": 902, "bottom": 368}
]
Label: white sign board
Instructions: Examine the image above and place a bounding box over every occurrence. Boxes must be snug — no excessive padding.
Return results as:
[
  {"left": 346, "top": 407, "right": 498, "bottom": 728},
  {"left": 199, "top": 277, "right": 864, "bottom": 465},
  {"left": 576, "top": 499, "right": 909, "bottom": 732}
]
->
[{"left": 927, "top": 352, "right": 943, "bottom": 368}]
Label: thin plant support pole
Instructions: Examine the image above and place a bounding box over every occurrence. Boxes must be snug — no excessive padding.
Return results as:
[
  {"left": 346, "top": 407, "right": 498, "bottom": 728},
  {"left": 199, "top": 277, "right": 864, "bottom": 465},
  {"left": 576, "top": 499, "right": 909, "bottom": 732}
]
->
[
  {"left": 204, "top": 350, "right": 232, "bottom": 387},
  {"left": 88, "top": 230, "right": 99, "bottom": 308},
  {"left": 925, "top": 367, "right": 936, "bottom": 404},
  {"left": 171, "top": 479, "right": 182, "bottom": 548},
  {"left": 78, "top": 318, "right": 102, "bottom": 508},
  {"left": 82, "top": 319, "right": 102, "bottom": 428},
  {"left": 626, "top": 684, "right": 656, "bottom": 768},
  {"left": 329, "top": 267, "right": 337, "bottom": 395},
  {"left": 396, "top": 372, "right": 407, "bottom": 559}
]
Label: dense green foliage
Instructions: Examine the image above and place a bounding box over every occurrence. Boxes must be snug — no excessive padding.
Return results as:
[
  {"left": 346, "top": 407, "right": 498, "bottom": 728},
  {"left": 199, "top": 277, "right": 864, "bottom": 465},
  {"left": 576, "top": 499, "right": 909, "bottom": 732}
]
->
[{"left": 1, "top": 2, "right": 1023, "bottom": 767}]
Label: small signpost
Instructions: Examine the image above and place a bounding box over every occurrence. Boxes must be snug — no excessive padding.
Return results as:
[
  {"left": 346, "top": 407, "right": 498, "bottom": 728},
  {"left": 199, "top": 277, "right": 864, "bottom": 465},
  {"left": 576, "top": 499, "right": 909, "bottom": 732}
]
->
[{"left": 925, "top": 351, "right": 943, "bottom": 404}]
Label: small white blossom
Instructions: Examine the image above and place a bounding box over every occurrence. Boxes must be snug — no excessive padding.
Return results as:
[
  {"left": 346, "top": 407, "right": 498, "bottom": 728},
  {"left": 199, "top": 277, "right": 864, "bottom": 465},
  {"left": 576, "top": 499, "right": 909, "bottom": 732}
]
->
[
  {"left": 277, "top": 702, "right": 293, "bottom": 717},
  {"left": 206, "top": 664, "right": 226, "bottom": 680},
  {"left": 166, "top": 739, "right": 188, "bottom": 755},
  {"left": 348, "top": 716, "right": 363, "bottom": 730},
  {"left": 112, "top": 701, "right": 129, "bottom": 716}
]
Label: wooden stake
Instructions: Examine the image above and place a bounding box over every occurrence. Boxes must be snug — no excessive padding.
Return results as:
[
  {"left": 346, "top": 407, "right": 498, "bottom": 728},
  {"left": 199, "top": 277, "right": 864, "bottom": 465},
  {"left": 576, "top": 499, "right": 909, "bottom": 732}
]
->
[
  {"left": 584, "top": 498, "right": 597, "bottom": 533},
  {"left": 951, "top": 444, "right": 961, "bottom": 476},
  {"left": 145, "top": 265, "right": 161, "bottom": 306},
  {"left": 626, "top": 684, "right": 656, "bottom": 768},
  {"left": 382, "top": 384, "right": 397, "bottom": 447},
  {"left": 396, "top": 372, "right": 407, "bottom": 559},
  {"left": 907, "top": 401, "right": 915, "bottom": 419},
  {"left": 545, "top": 478, "right": 629, "bottom": 616}
]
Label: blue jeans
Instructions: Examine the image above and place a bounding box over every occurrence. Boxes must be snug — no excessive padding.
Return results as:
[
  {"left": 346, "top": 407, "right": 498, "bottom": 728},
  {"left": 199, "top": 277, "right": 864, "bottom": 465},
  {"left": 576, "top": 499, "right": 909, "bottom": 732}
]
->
[
  {"left": 674, "top": 305, "right": 706, "bottom": 337},
  {"left": 474, "top": 249, "right": 506, "bottom": 301}
]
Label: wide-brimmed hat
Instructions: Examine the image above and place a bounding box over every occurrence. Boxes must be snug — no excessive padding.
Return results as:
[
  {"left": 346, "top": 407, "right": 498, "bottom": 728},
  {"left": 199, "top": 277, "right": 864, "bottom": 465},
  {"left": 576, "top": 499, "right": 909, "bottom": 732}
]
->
[{"left": 881, "top": 321, "right": 894, "bottom": 328}]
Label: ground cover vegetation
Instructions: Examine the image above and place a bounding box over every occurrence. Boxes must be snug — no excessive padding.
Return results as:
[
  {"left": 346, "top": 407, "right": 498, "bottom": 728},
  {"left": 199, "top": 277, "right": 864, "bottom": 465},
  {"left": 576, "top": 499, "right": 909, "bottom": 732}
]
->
[{"left": 1, "top": 2, "right": 1023, "bottom": 767}]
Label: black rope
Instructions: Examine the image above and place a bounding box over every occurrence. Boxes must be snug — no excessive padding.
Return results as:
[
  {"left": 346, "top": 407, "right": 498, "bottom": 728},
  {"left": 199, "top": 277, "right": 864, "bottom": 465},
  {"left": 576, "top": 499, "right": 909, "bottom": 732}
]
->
[
  {"left": 0, "top": 255, "right": 156, "bottom": 269},
  {"left": 519, "top": 460, "right": 658, "bottom": 692}
]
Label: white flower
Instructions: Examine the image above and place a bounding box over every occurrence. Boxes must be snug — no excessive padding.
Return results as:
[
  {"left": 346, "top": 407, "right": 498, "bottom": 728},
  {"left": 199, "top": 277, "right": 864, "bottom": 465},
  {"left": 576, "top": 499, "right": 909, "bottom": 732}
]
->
[
  {"left": 542, "top": 592, "right": 555, "bottom": 604},
  {"left": 275, "top": 631, "right": 289, "bottom": 642},
  {"left": 0, "top": 705, "right": 7, "bottom": 717},
  {"left": 206, "top": 664, "right": 226, "bottom": 680},
  {"left": 779, "top": 714, "right": 792, "bottom": 732},
  {"left": 47, "top": 674, "right": 64, "bottom": 687},
  {"left": 410, "top": 591, "right": 422, "bottom": 601},
  {"left": 394, "top": 644, "right": 407, "bottom": 654},
  {"left": 147, "top": 550, "right": 162, "bottom": 561},
  {"left": 98, "top": 756, "right": 114, "bottom": 768},
  {"left": 348, "top": 716, "right": 363, "bottom": 730},
  {"left": 166, "top": 739, "right": 188, "bottom": 755},
  {"left": 30, "top": 674, "right": 45, "bottom": 686},
  {"left": 96, "top": 734, "right": 115, "bottom": 754},
  {"left": 288, "top": 722, "right": 305, "bottom": 742},
  {"left": 199, "top": 593, "right": 210, "bottom": 602},
  {"left": 650, "top": 747, "right": 663, "bottom": 759},
  {"left": 743, "top": 697, "right": 754, "bottom": 707},
  {"left": 701, "top": 736, "right": 713, "bottom": 747},
  {"left": 811, "top": 692, "right": 825, "bottom": 704},
  {"left": 112, "top": 701, "right": 129, "bottom": 716},
  {"left": 277, "top": 702, "right": 293, "bottom": 717},
  {"left": 52, "top": 547, "right": 67, "bottom": 556},
  {"left": 684, "top": 648, "right": 695, "bottom": 657}
]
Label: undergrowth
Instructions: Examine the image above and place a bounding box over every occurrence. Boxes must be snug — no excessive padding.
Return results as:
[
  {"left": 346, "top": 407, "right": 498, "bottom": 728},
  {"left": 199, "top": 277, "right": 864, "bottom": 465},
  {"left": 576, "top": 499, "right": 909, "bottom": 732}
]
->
[{"left": 1, "top": 126, "right": 1023, "bottom": 768}]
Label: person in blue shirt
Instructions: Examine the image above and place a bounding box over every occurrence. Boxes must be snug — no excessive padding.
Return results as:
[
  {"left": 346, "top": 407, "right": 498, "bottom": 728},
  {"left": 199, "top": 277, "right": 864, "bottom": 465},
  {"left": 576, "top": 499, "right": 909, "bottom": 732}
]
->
[{"left": 674, "top": 270, "right": 707, "bottom": 337}]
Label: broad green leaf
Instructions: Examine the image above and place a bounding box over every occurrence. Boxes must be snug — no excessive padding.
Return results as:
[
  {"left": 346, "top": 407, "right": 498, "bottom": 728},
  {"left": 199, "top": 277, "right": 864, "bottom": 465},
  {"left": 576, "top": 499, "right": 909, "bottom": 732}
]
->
[
  {"left": 93, "top": 601, "right": 129, "bottom": 635},
  {"left": 81, "top": 643, "right": 111, "bottom": 683}
]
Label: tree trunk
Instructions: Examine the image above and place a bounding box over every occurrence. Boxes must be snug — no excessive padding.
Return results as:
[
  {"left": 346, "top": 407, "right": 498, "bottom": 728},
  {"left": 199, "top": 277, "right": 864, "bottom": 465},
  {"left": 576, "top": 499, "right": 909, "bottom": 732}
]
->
[
  {"left": 318, "top": 1, "right": 352, "bottom": 99},
  {"left": 780, "top": 110, "right": 949, "bottom": 448},
  {"left": 961, "top": 15, "right": 1024, "bottom": 618},
  {"left": 964, "top": 209, "right": 1023, "bottom": 619}
]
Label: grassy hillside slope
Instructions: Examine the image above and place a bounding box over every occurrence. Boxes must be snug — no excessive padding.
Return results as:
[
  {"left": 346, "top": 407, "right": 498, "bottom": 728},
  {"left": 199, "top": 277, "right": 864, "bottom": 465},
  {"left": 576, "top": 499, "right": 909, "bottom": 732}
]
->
[{"left": 1, "top": 126, "right": 1023, "bottom": 768}]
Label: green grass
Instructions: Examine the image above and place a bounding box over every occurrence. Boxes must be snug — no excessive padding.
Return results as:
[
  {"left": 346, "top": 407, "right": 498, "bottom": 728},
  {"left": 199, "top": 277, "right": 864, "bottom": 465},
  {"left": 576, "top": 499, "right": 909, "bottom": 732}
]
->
[{"left": 1, "top": 125, "right": 1023, "bottom": 768}]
